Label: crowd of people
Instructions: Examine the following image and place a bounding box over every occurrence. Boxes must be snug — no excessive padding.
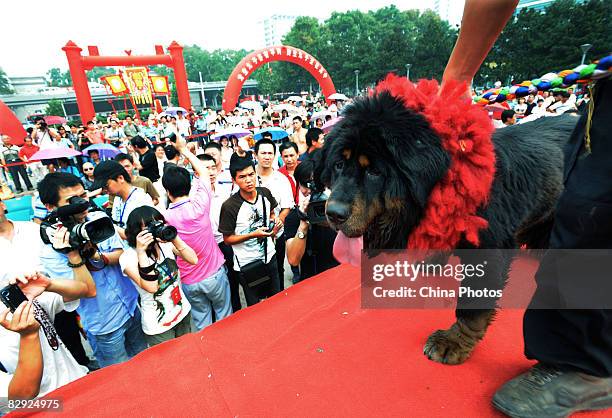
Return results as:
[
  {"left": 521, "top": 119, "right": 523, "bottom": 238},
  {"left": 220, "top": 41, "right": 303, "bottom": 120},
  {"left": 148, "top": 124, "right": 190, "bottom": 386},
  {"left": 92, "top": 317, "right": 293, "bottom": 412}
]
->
[{"left": 0, "top": 98, "right": 342, "bottom": 404}]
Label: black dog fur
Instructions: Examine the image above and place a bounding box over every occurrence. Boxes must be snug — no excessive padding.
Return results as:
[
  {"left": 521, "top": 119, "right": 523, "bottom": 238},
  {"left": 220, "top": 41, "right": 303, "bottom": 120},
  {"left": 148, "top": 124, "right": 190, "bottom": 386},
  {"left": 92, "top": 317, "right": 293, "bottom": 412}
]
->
[{"left": 318, "top": 91, "right": 579, "bottom": 364}]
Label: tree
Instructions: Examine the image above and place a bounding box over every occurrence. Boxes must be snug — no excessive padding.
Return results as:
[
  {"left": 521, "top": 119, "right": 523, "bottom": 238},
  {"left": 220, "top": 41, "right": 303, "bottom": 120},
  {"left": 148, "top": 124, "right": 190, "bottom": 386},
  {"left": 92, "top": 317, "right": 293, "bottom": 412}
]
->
[
  {"left": 0, "top": 67, "right": 12, "bottom": 94},
  {"left": 45, "top": 68, "right": 72, "bottom": 87},
  {"left": 45, "top": 99, "right": 65, "bottom": 116},
  {"left": 476, "top": 0, "right": 611, "bottom": 86},
  {"left": 86, "top": 67, "right": 115, "bottom": 82}
]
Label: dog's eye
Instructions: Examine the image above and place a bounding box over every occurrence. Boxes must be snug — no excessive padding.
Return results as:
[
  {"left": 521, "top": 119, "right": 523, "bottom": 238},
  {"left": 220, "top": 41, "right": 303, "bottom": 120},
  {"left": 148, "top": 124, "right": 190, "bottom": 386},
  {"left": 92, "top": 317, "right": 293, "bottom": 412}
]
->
[{"left": 334, "top": 161, "right": 344, "bottom": 171}]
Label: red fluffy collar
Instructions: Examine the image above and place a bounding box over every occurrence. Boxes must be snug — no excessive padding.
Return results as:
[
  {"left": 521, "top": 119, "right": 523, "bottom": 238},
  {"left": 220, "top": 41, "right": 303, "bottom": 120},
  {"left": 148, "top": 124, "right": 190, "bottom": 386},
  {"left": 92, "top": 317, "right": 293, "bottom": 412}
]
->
[{"left": 374, "top": 74, "right": 496, "bottom": 250}]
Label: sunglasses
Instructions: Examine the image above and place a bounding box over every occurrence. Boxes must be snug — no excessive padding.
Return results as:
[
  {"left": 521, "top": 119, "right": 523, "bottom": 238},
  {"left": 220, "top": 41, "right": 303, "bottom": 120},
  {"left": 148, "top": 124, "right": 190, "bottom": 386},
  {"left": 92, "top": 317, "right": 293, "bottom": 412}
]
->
[{"left": 83, "top": 168, "right": 94, "bottom": 171}]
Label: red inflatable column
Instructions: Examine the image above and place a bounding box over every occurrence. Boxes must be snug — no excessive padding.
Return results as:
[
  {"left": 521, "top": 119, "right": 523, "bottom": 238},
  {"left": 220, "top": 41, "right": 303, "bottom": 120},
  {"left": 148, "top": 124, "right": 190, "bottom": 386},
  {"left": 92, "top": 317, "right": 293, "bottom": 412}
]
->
[
  {"left": 62, "top": 41, "right": 96, "bottom": 123},
  {"left": 167, "top": 41, "right": 192, "bottom": 110}
]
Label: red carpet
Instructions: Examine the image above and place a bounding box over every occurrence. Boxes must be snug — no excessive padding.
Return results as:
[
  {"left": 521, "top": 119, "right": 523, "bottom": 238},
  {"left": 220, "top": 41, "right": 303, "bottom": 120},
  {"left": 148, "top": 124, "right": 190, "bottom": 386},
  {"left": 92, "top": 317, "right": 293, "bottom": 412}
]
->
[{"left": 21, "top": 259, "right": 607, "bottom": 417}]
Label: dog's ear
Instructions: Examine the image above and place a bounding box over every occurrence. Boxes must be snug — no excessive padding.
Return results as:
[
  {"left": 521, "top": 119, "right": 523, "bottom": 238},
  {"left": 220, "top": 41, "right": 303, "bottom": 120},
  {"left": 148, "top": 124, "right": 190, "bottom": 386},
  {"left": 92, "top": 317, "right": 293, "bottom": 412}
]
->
[{"left": 392, "top": 132, "right": 451, "bottom": 209}]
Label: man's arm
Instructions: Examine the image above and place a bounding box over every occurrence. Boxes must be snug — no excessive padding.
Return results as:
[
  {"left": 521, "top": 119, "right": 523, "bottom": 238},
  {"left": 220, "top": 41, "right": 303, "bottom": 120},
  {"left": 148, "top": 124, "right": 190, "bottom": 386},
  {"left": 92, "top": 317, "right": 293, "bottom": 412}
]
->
[
  {"left": 442, "top": 0, "right": 518, "bottom": 88},
  {"left": 286, "top": 220, "right": 309, "bottom": 267},
  {"left": 0, "top": 302, "right": 42, "bottom": 400},
  {"left": 173, "top": 136, "right": 210, "bottom": 180}
]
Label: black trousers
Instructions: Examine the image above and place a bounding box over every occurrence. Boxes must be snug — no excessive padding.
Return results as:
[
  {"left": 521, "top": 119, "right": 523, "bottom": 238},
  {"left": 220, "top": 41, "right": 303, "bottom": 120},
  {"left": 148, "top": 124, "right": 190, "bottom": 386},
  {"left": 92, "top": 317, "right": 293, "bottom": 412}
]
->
[
  {"left": 524, "top": 78, "right": 612, "bottom": 377},
  {"left": 275, "top": 235, "right": 286, "bottom": 291},
  {"left": 6, "top": 162, "right": 33, "bottom": 192},
  {"left": 218, "top": 241, "right": 242, "bottom": 312}
]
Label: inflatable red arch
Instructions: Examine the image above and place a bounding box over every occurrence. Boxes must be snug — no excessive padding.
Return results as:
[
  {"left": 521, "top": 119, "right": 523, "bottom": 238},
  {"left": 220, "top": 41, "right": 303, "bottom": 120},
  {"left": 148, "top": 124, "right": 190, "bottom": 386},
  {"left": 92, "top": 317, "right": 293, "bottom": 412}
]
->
[{"left": 223, "top": 45, "right": 337, "bottom": 112}]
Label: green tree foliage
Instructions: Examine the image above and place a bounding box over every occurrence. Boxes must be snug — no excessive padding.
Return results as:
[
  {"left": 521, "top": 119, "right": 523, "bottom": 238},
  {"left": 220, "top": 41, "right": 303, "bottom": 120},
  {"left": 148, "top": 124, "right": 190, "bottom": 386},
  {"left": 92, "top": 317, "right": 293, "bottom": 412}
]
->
[
  {"left": 0, "top": 67, "right": 12, "bottom": 94},
  {"left": 45, "top": 99, "right": 65, "bottom": 116},
  {"left": 86, "top": 67, "right": 115, "bottom": 82},
  {"left": 252, "top": 7, "right": 457, "bottom": 94},
  {"left": 183, "top": 45, "right": 250, "bottom": 81},
  {"left": 46, "top": 68, "right": 72, "bottom": 87},
  {"left": 476, "top": 0, "right": 611, "bottom": 86}
]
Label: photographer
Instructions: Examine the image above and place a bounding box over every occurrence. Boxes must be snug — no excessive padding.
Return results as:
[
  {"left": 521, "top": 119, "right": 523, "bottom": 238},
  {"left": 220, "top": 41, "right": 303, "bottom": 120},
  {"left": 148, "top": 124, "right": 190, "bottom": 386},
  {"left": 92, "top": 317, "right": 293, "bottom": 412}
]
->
[
  {"left": 1, "top": 194, "right": 95, "bottom": 399},
  {"left": 0, "top": 272, "right": 94, "bottom": 402},
  {"left": 284, "top": 159, "right": 339, "bottom": 282},
  {"left": 119, "top": 207, "right": 196, "bottom": 346},
  {"left": 219, "top": 154, "right": 281, "bottom": 306},
  {"left": 38, "top": 173, "right": 147, "bottom": 367},
  {"left": 31, "top": 117, "right": 60, "bottom": 150}
]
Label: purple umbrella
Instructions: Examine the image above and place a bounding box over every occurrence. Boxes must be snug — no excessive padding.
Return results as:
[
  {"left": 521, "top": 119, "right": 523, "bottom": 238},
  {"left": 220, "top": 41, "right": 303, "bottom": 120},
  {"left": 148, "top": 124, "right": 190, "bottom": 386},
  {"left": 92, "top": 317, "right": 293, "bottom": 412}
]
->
[
  {"left": 81, "top": 143, "right": 121, "bottom": 159},
  {"left": 322, "top": 117, "right": 342, "bottom": 134},
  {"left": 30, "top": 147, "right": 82, "bottom": 160},
  {"left": 211, "top": 127, "right": 252, "bottom": 141}
]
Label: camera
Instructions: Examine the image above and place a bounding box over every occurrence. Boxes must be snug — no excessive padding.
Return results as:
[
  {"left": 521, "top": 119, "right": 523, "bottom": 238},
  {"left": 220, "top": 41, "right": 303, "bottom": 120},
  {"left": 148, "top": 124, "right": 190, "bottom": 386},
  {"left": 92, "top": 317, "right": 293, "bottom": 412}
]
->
[
  {"left": 304, "top": 181, "right": 329, "bottom": 225},
  {"left": 146, "top": 220, "right": 178, "bottom": 242},
  {"left": 40, "top": 196, "right": 115, "bottom": 256}
]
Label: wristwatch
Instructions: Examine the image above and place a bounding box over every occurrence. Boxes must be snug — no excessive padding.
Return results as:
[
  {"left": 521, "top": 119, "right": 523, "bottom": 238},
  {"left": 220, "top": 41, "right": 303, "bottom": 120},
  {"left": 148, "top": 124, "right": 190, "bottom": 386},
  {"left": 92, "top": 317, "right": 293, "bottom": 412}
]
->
[{"left": 296, "top": 231, "right": 306, "bottom": 239}]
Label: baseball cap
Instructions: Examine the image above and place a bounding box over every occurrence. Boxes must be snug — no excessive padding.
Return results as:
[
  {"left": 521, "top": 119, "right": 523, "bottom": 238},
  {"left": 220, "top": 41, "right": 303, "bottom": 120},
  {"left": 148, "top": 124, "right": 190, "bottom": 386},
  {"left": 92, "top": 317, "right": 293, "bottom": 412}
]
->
[{"left": 91, "top": 160, "right": 130, "bottom": 190}]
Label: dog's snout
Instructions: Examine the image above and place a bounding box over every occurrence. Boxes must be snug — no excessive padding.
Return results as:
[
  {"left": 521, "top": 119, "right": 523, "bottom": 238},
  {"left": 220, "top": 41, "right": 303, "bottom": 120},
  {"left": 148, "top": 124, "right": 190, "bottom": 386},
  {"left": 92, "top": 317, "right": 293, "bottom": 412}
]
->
[{"left": 326, "top": 200, "right": 350, "bottom": 225}]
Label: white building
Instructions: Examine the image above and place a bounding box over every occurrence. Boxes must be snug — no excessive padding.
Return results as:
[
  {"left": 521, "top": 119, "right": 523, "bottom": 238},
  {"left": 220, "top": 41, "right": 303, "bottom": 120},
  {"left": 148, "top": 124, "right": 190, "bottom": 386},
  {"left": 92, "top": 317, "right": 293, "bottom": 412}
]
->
[
  {"left": 431, "top": 0, "right": 464, "bottom": 27},
  {"left": 260, "top": 15, "right": 298, "bottom": 47},
  {"left": 7, "top": 76, "right": 47, "bottom": 95}
]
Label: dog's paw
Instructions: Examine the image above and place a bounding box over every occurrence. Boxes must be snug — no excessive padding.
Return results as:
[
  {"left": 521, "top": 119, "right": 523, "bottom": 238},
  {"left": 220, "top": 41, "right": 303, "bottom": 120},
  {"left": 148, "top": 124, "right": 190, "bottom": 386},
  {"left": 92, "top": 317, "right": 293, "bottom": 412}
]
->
[{"left": 423, "top": 327, "right": 475, "bottom": 365}]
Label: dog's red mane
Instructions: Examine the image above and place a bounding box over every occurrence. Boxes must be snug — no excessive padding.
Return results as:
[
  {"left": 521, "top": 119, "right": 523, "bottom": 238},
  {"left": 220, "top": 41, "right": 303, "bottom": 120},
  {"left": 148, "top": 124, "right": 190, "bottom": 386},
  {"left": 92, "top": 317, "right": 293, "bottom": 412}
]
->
[{"left": 374, "top": 74, "right": 496, "bottom": 250}]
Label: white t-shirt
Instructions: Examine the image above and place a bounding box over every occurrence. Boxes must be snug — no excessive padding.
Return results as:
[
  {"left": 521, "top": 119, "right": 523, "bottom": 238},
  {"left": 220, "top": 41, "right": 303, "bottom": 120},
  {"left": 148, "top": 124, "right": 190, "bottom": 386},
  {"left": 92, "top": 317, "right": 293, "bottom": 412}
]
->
[
  {"left": 218, "top": 188, "right": 277, "bottom": 271},
  {"left": 177, "top": 119, "right": 191, "bottom": 137},
  {"left": 210, "top": 183, "right": 232, "bottom": 244},
  {"left": 119, "top": 243, "right": 191, "bottom": 335},
  {"left": 0, "top": 221, "right": 44, "bottom": 286},
  {"left": 257, "top": 170, "right": 293, "bottom": 236},
  {"left": 111, "top": 186, "right": 155, "bottom": 227},
  {"left": 0, "top": 292, "right": 88, "bottom": 400}
]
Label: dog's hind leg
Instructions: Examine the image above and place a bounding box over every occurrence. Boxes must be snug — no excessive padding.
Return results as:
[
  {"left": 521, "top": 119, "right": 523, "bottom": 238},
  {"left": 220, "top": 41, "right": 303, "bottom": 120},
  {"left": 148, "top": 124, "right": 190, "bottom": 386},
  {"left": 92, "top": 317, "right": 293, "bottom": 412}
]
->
[{"left": 423, "top": 249, "right": 512, "bottom": 364}]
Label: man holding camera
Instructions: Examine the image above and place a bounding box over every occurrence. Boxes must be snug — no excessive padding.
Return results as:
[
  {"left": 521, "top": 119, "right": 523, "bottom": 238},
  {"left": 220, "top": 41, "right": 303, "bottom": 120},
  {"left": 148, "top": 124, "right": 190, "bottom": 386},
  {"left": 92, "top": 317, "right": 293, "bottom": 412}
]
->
[
  {"left": 284, "top": 160, "right": 338, "bottom": 282},
  {"left": 0, "top": 197, "right": 95, "bottom": 402},
  {"left": 254, "top": 139, "right": 294, "bottom": 290},
  {"left": 89, "top": 160, "right": 155, "bottom": 239},
  {"left": 38, "top": 172, "right": 147, "bottom": 367},
  {"left": 219, "top": 154, "right": 281, "bottom": 306}
]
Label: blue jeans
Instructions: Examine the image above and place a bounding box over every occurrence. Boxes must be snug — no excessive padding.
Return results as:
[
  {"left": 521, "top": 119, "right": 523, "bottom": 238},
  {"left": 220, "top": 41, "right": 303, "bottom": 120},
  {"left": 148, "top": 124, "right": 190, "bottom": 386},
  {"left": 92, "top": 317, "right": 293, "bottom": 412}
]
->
[
  {"left": 181, "top": 265, "right": 232, "bottom": 331},
  {"left": 87, "top": 309, "right": 147, "bottom": 368}
]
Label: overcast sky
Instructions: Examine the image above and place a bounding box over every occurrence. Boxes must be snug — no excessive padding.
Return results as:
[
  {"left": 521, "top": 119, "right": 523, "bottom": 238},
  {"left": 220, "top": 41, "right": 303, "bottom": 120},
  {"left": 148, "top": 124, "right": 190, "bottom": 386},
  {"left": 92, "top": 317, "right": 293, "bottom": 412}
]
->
[{"left": 0, "top": 0, "right": 429, "bottom": 77}]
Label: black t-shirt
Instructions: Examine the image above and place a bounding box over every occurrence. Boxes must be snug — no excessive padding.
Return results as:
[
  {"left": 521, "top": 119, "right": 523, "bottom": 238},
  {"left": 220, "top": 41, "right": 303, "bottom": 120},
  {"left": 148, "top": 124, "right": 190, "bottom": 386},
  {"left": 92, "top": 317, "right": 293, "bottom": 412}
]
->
[
  {"left": 284, "top": 207, "right": 339, "bottom": 280},
  {"left": 139, "top": 149, "right": 160, "bottom": 183}
]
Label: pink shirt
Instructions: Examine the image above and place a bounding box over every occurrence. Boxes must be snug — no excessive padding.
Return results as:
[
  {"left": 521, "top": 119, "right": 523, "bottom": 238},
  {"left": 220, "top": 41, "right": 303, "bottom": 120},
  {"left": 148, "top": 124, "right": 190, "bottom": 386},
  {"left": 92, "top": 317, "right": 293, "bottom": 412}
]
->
[{"left": 164, "top": 176, "right": 225, "bottom": 285}]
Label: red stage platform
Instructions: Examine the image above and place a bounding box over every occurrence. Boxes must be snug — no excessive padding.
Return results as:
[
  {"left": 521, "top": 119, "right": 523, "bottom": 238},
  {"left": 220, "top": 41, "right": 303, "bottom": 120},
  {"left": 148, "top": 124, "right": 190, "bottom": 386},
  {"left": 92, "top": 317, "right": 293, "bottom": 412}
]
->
[{"left": 21, "top": 260, "right": 606, "bottom": 417}]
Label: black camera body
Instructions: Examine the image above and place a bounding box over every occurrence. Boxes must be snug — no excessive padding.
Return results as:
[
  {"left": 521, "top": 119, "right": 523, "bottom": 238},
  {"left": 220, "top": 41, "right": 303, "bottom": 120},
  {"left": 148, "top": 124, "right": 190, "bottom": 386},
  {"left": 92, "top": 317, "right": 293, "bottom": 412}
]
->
[
  {"left": 40, "top": 196, "right": 115, "bottom": 256},
  {"left": 146, "top": 220, "right": 178, "bottom": 242},
  {"left": 304, "top": 181, "right": 329, "bottom": 225}
]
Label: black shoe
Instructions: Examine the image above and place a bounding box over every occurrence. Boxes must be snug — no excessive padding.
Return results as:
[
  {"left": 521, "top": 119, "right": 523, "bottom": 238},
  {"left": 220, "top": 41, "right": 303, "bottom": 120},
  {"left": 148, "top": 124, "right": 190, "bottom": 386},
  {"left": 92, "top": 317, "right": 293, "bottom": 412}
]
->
[{"left": 492, "top": 363, "right": 612, "bottom": 418}]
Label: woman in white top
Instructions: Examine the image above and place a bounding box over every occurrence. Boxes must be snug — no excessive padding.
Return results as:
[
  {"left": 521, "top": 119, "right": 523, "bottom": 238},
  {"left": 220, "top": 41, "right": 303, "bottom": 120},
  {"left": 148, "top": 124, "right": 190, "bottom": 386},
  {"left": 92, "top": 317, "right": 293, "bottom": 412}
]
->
[
  {"left": 513, "top": 97, "right": 527, "bottom": 116},
  {"left": 120, "top": 206, "right": 197, "bottom": 346}
]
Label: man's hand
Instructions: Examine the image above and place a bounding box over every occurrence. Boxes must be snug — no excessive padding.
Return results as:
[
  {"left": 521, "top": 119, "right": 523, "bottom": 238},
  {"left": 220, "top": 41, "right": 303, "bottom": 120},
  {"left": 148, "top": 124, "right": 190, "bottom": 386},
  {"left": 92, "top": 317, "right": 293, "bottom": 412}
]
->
[
  {"left": 50, "top": 226, "right": 72, "bottom": 251},
  {"left": 0, "top": 302, "right": 40, "bottom": 337},
  {"left": 173, "top": 136, "right": 188, "bottom": 152},
  {"left": 10, "top": 273, "right": 51, "bottom": 301},
  {"left": 250, "top": 227, "right": 273, "bottom": 239},
  {"left": 298, "top": 194, "right": 311, "bottom": 217}
]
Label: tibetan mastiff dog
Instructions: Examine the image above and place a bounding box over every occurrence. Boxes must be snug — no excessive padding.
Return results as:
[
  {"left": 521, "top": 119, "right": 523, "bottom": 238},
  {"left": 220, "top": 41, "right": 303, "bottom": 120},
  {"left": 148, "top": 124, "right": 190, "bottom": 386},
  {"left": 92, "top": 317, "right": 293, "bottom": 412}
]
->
[{"left": 318, "top": 77, "right": 579, "bottom": 365}]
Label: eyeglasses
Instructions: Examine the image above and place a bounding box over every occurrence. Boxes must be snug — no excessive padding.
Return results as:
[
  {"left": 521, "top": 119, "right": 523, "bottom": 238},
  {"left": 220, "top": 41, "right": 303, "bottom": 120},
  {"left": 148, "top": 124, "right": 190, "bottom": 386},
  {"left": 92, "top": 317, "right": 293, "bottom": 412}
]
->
[{"left": 83, "top": 168, "right": 94, "bottom": 171}]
